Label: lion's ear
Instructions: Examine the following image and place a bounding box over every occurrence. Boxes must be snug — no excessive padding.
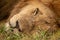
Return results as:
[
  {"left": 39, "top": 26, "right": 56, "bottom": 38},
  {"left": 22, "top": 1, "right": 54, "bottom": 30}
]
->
[{"left": 33, "top": 8, "right": 39, "bottom": 16}]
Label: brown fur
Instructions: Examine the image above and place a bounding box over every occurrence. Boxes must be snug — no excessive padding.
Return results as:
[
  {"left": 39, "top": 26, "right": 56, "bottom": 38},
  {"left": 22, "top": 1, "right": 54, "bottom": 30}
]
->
[
  {"left": 5, "top": 0, "right": 59, "bottom": 34},
  {"left": 0, "top": 0, "right": 60, "bottom": 20}
]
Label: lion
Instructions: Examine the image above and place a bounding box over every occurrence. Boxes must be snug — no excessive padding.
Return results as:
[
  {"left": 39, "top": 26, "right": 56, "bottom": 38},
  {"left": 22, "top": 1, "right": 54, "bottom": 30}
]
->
[{"left": 5, "top": 0, "right": 58, "bottom": 34}]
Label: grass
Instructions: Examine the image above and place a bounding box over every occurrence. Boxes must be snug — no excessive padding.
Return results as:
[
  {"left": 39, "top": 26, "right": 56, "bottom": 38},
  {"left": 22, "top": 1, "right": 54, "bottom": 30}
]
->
[{"left": 0, "top": 23, "right": 60, "bottom": 40}]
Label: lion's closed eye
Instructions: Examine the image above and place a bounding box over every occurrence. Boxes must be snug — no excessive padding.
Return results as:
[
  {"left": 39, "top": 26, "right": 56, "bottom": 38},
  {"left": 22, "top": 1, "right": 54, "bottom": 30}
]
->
[{"left": 33, "top": 8, "right": 43, "bottom": 16}]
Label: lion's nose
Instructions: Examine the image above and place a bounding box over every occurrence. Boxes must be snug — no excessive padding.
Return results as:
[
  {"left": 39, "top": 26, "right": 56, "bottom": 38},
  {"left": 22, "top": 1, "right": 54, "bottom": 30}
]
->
[
  {"left": 15, "top": 21, "right": 22, "bottom": 32},
  {"left": 9, "top": 20, "right": 22, "bottom": 32},
  {"left": 16, "top": 21, "right": 19, "bottom": 28},
  {"left": 9, "top": 20, "right": 19, "bottom": 28}
]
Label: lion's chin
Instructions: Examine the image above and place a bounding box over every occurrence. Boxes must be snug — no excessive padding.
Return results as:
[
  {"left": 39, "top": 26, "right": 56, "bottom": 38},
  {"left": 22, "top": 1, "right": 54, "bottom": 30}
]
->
[{"left": 5, "top": 22, "right": 10, "bottom": 31}]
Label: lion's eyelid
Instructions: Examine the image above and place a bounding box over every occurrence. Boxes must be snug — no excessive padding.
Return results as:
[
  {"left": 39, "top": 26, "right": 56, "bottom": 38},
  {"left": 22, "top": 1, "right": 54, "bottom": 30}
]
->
[{"left": 34, "top": 8, "right": 39, "bottom": 16}]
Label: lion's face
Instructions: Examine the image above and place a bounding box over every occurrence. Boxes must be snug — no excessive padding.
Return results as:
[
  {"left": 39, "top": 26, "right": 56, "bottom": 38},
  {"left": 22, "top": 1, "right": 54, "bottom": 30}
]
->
[
  {"left": 6, "top": 8, "right": 41, "bottom": 32},
  {"left": 5, "top": 2, "right": 57, "bottom": 33}
]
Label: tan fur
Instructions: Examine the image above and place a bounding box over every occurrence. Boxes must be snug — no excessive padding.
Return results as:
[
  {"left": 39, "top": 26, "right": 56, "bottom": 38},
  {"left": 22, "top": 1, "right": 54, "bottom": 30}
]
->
[{"left": 5, "top": 0, "right": 59, "bottom": 34}]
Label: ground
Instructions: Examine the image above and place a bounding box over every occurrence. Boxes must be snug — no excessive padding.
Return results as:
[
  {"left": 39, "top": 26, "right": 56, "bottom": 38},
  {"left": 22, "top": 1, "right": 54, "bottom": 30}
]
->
[{"left": 0, "top": 22, "right": 60, "bottom": 40}]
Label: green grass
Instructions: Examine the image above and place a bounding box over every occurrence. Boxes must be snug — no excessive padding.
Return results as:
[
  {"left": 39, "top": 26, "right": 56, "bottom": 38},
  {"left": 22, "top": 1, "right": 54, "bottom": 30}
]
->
[{"left": 0, "top": 23, "right": 60, "bottom": 40}]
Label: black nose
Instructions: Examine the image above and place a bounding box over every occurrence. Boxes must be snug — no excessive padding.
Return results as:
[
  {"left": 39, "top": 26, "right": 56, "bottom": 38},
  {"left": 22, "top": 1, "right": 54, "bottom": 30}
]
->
[
  {"left": 16, "top": 21, "right": 22, "bottom": 32},
  {"left": 16, "top": 20, "right": 19, "bottom": 28}
]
